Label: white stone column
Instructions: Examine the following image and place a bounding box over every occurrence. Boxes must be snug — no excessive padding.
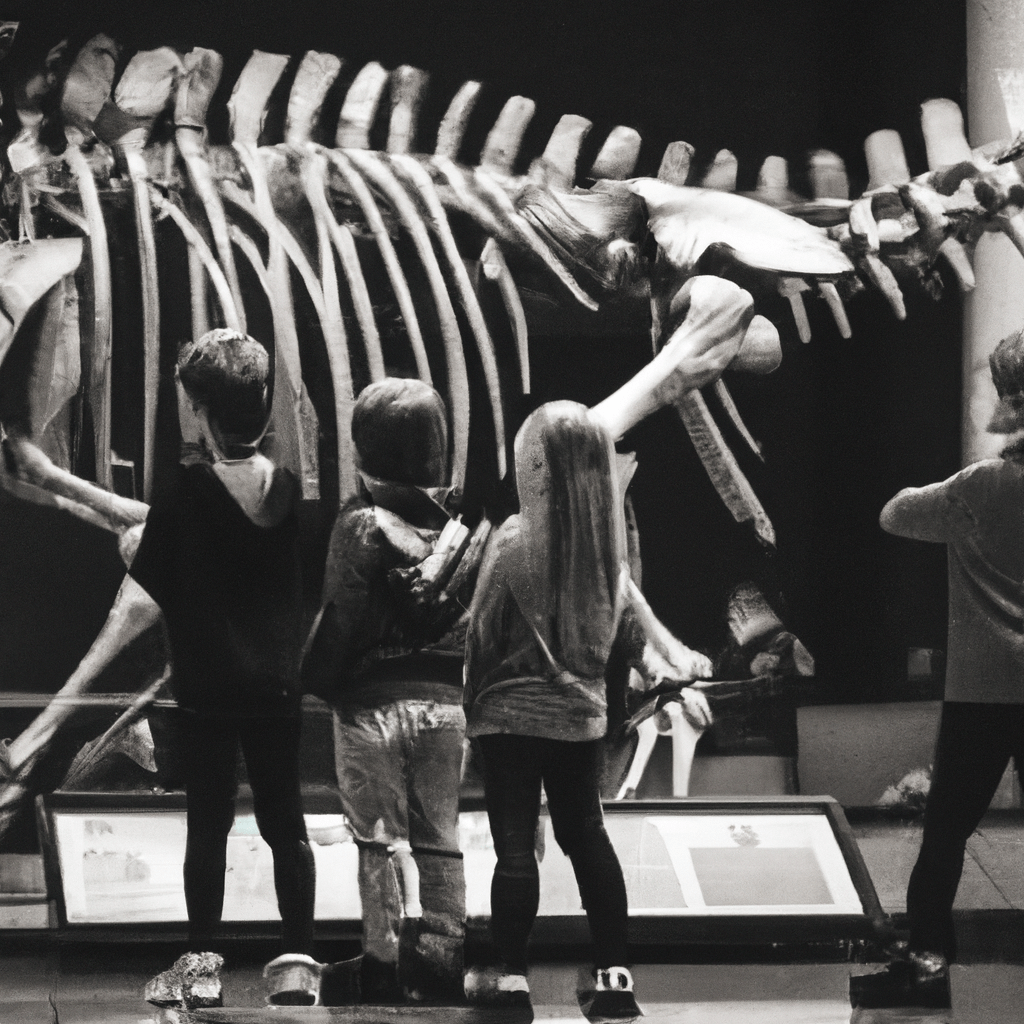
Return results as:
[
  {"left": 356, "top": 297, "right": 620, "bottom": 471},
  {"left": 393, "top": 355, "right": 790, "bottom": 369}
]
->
[{"left": 964, "top": 1, "right": 1024, "bottom": 464}]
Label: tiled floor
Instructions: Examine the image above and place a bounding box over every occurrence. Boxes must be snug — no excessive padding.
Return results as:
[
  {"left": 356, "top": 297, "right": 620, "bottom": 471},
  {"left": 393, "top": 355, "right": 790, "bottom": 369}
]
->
[
  {"left": 851, "top": 814, "right": 1024, "bottom": 914},
  {"left": 3, "top": 813, "right": 1024, "bottom": 1022}
]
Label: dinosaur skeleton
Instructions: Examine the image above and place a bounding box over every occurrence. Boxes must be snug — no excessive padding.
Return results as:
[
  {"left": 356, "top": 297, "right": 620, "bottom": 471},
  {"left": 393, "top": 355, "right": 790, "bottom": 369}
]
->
[{"left": 1, "top": 35, "right": 1023, "bottom": 830}]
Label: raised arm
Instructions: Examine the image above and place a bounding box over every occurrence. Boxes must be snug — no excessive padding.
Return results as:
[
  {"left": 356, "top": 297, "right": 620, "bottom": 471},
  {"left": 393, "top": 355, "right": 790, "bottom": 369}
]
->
[{"left": 880, "top": 480, "right": 955, "bottom": 542}]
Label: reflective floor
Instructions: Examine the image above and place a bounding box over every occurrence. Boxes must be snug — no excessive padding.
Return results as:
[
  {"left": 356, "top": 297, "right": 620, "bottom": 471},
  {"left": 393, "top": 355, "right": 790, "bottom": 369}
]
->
[{"left": 3, "top": 957, "right": 1024, "bottom": 1024}]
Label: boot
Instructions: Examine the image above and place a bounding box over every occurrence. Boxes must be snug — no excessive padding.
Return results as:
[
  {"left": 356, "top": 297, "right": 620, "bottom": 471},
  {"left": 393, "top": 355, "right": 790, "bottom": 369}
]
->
[
  {"left": 398, "top": 850, "right": 466, "bottom": 1003},
  {"left": 400, "top": 916, "right": 465, "bottom": 1004},
  {"left": 360, "top": 954, "right": 404, "bottom": 1004},
  {"left": 849, "top": 950, "right": 951, "bottom": 1009},
  {"left": 355, "top": 842, "right": 402, "bottom": 996},
  {"left": 318, "top": 954, "right": 363, "bottom": 1007}
]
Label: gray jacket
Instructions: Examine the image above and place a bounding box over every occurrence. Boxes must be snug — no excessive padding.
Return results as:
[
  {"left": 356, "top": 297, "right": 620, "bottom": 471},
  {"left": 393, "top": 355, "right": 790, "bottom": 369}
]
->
[{"left": 881, "top": 457, "right": 1024, "bottom": 704}]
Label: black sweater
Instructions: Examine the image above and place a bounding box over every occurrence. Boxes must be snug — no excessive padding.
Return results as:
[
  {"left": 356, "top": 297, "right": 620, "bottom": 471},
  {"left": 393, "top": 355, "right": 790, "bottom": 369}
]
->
[{"left": 130, "top": 462, "right": 303, "bottom": 717}]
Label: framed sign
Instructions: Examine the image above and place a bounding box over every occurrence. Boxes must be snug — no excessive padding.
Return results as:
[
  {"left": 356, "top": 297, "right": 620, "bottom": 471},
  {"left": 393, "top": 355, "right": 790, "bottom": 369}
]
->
[{"left": 37, "top": 793, "right": 884, "bottom": 947}]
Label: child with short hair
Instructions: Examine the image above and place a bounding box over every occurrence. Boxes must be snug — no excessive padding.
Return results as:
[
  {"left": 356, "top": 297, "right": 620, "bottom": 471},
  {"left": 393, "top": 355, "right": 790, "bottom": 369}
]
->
[
  {"left": 138, "top": 329, "right": 315, "bottom": 1008},
  {"left": 306, "top": 377, "right": 469, "bottom": 1004},
  {"left": 860, "top": 326, "right": 1024, "bottom": 1009}
]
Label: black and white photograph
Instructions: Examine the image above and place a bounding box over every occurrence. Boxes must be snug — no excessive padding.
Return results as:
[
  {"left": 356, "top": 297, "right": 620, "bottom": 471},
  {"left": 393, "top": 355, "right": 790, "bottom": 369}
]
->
[{"left": 0, "top": 1, "right": 1021, "bottom": 1021}]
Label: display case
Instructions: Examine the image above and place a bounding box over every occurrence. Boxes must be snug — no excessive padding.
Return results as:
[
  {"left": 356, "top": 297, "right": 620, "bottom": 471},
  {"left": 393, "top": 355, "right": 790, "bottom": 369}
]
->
[{"left": 37, "top": 793, "right": 886, "bottom": 947}]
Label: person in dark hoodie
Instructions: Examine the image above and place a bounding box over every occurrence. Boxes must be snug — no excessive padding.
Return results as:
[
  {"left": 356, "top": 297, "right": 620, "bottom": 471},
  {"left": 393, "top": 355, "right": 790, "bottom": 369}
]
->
[
  {"left": 136, "top": 329, "right": 316, "bottom": 1008},
  {"left": 304, "top": 377, "right": 468, "bottom": 1004}
]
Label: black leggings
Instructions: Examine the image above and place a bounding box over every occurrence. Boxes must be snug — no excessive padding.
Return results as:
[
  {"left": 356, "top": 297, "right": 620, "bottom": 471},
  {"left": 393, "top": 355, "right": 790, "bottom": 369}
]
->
[
  {"left": 476, "top": 733, "right": 629, "bottom": 973},
  {"left": 907, "top": 701, "right": 1024, "bottom": 959},
  {"left": 178, "top": 711, "right": 316, "bottom": 954}
]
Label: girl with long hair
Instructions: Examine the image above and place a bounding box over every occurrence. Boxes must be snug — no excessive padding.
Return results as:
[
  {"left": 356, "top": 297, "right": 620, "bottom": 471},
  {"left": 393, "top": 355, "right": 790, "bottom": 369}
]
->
[{"left": 464, "top": 401, "right": 711, "bottom": 1021}]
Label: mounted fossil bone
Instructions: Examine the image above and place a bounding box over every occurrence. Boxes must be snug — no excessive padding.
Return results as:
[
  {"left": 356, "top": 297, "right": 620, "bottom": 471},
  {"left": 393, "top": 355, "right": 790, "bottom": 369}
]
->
[
  {"left": 226, "top": 49, "right": 320, "bottom": 497},
  {"left": 175, "top": 47, "right": 247, "bottom": 333},
  {"left": 96, "top": 47, "right": 183, "bottom": 502},
  {"left": 1, "top": 34, "right": 1021, "bottom": 834},
  {"left": 0, "top": 570, "right": 162, "bottom": 837},
  {"left": 0, "top": 37, "right": 1011, "bottom": 558},
  {"left": 0, "top": 432, "right": 157, "bottom": 836},
  {"left": 57, "top": 34, "right": 119, "bottom": 491},
  {"left": 0, "top": 37, "right": 1011, "bottom": 538},
  {"left": 5, "top": 40, "right": 1008, "bottom": 519}
]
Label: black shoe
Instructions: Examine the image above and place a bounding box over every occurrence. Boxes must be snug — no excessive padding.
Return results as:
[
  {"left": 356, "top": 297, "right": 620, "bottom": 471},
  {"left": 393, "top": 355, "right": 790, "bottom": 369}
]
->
[
  {"left": 318, "top": 954, "right": 363, "bottom": 1007},
  {"left": 909, "top": 951, "right": 952, "bottom": 1009},
  {"left": 404, "top": 966, "right": 468, "bottom": 1007},
  {"left": 850, "top": 952, "right": 950, "bottom": 1010},
  {"left": 405, "top": 983, "right": 468, "bottom": 1007},
  {"left": 360, "top": 954, "right": 404, "bottom": 1004},
  {"left": 398, "top": 916, "right": 466, "bottom": 1005}
]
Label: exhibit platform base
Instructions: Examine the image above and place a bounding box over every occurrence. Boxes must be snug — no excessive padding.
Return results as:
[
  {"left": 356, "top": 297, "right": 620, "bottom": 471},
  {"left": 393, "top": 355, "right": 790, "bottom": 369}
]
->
[
  {"left": 182, "top": 1010, "right": 532, "bottom": 1023},
  {"left": 32, "top": 795, "right": 887, "bottom": 950},
  {"left": 4, "top": 955, "right": 1024, "bottom": 1024}
]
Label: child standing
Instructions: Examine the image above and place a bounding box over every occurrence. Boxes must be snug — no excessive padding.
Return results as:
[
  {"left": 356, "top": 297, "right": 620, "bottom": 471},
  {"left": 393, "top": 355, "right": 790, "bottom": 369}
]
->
[
  {"left": 306, "top": 378, "right": 468, "bottom": 1004},
  {"left": 463, "top": 401, "right": 711, "bottom": 1021},
  {"left": 137, "top": 329, "right": 315, "bottom": 1007}
]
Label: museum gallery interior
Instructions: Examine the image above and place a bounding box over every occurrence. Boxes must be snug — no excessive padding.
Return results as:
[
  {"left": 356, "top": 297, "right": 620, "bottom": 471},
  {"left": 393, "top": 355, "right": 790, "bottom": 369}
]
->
[{"left": 1, "top": 2, "right": 1023, "bottom": 1022}]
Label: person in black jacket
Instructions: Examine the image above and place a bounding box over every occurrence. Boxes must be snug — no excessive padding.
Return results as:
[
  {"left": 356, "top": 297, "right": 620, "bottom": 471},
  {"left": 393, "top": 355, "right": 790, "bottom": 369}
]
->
[{"left": 136, "top": 329, "right": 315, "bottom": 1008}]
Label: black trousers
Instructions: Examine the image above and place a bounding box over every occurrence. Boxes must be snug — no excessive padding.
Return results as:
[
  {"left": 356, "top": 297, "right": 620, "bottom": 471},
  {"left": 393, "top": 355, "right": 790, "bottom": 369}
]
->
[
  {"left": 177, "top": 711, "right": 316, "bottom": 955},
  {"left": 476, "top": 733, "right": 629, "bottom": 973},
  {"left": 907, "top": 701, "right": 1024, "bottom": 959}
]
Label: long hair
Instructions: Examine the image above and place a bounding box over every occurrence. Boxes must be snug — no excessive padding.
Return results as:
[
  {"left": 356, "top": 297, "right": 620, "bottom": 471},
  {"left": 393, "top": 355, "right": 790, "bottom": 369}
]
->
[{"left": 510, "top": 401, "right": 628, "bottom": 674}]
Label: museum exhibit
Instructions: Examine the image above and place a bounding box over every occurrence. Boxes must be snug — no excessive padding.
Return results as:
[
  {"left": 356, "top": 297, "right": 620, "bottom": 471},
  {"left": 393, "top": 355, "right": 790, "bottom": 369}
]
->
[{"left": 0, "top": 1, "right": 1022, "bottom": 1021}]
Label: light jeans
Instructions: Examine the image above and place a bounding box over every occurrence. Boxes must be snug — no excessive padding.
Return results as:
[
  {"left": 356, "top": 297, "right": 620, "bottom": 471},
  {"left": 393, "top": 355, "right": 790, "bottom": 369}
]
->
[{"left": 333, "top": 699, "right": 466, "bottom": 995}]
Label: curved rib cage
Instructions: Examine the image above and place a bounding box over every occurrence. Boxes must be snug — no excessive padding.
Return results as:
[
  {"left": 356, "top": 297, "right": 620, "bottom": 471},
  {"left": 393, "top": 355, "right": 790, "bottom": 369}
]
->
[
  {"left": 1, "top": 35, "right": 1022, "bottom": 830},
  {"left": 3, "top": 39, "right": 1022, "bottom": 518}
]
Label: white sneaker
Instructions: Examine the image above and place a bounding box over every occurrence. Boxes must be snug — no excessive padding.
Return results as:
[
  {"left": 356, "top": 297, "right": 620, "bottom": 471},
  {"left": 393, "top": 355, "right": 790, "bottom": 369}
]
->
[
  {"left": 263, "top": 953, "right": 322, "bottom": 1006},
  {"left": 464, "top": 965, "right": 531, "bottom": 1007},
  {"left": 585, "top": 966, "right": 643, "bottom": 1022}
]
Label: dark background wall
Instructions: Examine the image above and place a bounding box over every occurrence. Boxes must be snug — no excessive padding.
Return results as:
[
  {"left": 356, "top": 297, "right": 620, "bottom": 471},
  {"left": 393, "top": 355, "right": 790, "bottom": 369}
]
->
[{"left": 0, "top": 0, "right": 968, "bottom": 697}]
